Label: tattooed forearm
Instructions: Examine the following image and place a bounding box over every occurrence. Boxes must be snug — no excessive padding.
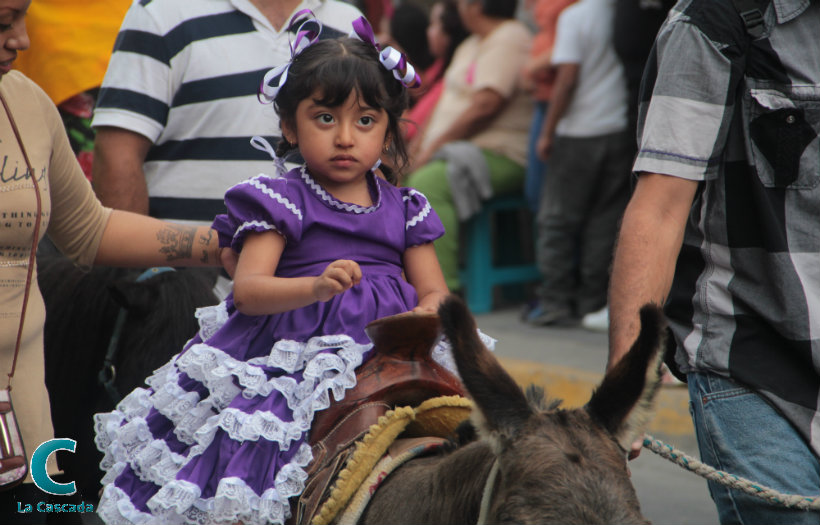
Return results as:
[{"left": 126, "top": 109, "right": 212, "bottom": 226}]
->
[
  {"left": 199, "top": 229, "right": 214, "bottom": 264},
  {"left": 156, "top": 224, "right": 196, "bottom": 261}
]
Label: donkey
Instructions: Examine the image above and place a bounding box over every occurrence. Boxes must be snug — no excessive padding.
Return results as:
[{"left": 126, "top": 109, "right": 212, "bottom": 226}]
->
[
  {"left": 360, "top": 296, "right": 664, "bottom": 524},
  {"left": 37, "top": 250, "right": 219, "bottom": 502}
]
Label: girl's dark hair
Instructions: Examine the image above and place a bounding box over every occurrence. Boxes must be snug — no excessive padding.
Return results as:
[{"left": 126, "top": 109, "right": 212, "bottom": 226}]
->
[
  {"left": 273, "top": 38, "right": 412, "bottom": 184},
  {"left": 438, "top": 0, "right": 470, "bottom": 76}
]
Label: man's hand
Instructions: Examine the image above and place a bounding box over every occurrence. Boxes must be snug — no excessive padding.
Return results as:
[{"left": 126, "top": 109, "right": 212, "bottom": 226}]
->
[
  {"left": 537, "top": 129, "right": 554, "bottom": 160},
  {"left": 628, "top": 436, "right": 644, "bottom": 460}
]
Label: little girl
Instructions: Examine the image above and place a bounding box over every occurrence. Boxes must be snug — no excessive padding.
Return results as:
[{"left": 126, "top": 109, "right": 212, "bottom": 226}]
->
[{"left": 94, "top": 15, "right": 452, "bottom": 525}]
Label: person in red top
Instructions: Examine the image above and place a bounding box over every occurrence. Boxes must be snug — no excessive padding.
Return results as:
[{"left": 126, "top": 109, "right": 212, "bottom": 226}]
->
[
  {"left": 519, "top": 0, "right": 576, "bottom": 211},
  {"left": 404, "top": 0, "right": 468, "bottom": 143}
]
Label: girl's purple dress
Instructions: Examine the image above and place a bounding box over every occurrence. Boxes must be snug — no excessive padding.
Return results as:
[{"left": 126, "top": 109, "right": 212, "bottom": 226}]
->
[{"left": 94, "top": 166, "right": 448, "bottom": 525}]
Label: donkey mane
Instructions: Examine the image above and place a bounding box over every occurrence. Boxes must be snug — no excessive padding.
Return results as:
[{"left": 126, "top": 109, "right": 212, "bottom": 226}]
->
[
  {"left": 525, "top": 384, "right": 563, "bottom": 412},
  {"left": 39, "top": 253, "right": 219, "bottom": 394}
]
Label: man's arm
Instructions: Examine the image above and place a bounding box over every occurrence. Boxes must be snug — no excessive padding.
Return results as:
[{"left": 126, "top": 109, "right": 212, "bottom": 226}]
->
[
  {"left": 537, "top": 62, "right": 579, "bottom": 159},
  {"left": 92, "top": 127, "right": 153, "bottom": 214},
  {"left": 607, "top": 173, "right": 699, "bottom": 369}
]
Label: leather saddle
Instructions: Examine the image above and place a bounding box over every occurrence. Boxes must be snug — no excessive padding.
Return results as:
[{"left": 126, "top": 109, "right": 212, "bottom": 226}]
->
[{"left": 292, "top": 311, "right": 466, "bottom": 524}]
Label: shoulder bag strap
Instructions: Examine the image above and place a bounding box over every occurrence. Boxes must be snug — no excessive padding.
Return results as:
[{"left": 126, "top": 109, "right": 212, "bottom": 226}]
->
[
  {"left": 731, "top": 0, "right": 767, "bottom": 39},
  {"left": 0, "top": 91, "right": 43, "bottom": 391}
]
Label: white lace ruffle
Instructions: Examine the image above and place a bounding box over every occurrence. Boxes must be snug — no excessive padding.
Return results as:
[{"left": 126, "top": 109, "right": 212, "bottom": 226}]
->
[
  {"left": 97, "top": 484, "right": 155, "bottom": 525},
  {"left": 195, "top": 302, "right": 229, "bottom": 341},
  {"left": 145, "top": 445, "right": 311, "bottom": 525},
  {"left": 95, "top": 325, "right": 369, "bottom": 523}
]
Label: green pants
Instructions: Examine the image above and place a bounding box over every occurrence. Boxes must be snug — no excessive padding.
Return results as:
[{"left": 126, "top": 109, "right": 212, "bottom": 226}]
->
[{"left": 404, "top": 150, "right": 525, "bottom": 290}]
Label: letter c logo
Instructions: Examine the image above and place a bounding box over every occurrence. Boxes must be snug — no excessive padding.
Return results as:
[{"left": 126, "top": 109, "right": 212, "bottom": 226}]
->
[{"left": 30, "top": 439, "right": 76, "bottom": 495}]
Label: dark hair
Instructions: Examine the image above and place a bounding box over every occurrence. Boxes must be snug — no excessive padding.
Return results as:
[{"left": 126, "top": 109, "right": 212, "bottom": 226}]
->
[
  {"left": 273, "top": 38, "right": 411, "bottom": 183},
  {"left": 474, "top": 0, "right": 518, "bottom": 19},
  {"left": 437, "top": 0, "right": 469, "bottom": 75},
  {"left": 390, "top": 3, "right": 435, "bottom": 72}
]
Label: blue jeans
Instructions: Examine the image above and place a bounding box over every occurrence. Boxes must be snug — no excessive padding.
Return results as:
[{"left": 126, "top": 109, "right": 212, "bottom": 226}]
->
[
  {"left": 688, "top": 372, "right": 820, "bottom": 524},
  {"left": 524, "top": 101, "right": 548, "bottom": 212}
]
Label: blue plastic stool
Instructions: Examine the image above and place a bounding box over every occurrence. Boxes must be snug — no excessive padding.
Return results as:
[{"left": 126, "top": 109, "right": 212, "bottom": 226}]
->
[{"left": 459, "top": 195, "right": 540, "bottom": 314}]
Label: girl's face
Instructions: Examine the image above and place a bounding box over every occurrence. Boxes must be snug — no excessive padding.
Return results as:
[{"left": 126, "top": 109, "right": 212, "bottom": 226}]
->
[
  {"left": 426, "top": 3, "right": 451, "bottom": 59},
  {"left": 283, "top": 90, "right": 389, "bottom": 192},
  {"left": 0, "top": 0, "right": 30, "bottom": 77}
]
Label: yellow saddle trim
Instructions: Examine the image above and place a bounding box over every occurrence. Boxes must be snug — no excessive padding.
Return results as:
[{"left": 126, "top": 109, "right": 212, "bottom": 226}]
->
[{"left": 312, "top": 395, "right": 473, "bottom": 525}]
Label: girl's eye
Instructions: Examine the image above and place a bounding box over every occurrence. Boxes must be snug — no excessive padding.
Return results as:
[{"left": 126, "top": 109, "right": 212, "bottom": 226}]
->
[
  {"left": 359, "top": 116, "right": 374, "bottom": 126},
  {"left": 318, "top": 114, "right": 334, "bottom": 124}
]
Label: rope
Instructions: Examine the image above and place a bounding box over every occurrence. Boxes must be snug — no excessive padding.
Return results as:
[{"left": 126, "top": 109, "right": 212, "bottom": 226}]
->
[
  {"left": 477, "top": 459, "right": 500, "bottom": 525},
  {"left": 643, "top": 435, "right": 820, "bottom": 510}
]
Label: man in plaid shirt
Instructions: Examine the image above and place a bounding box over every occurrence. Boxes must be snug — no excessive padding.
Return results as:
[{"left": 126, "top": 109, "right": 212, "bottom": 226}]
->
[{"left": 607, "top": 0, "right": 820, "bottom": 522}]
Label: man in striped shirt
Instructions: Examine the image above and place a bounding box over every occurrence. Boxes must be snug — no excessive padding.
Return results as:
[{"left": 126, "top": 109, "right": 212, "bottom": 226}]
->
[{"left": 91, "top": 0, "right": 362, "bottom": 225}]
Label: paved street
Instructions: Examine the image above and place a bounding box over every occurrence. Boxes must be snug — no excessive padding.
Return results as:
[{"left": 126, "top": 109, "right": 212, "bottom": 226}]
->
[{"left": 474, "top": 306, "right": 720, "bottom": 525}]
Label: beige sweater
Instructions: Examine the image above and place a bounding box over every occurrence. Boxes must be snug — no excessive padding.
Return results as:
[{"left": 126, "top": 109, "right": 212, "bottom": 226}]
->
[
  {"left": 0, "top": 71, "right": 111, "bottom": 479},
  {"left": 421, "top": 20, "right": 533, "bottom": 167}
]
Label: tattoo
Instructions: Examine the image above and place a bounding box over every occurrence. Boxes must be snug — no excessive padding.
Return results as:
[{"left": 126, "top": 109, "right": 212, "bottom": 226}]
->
[
  {"left": 198, "top": 229, "right": 214, "bottom": 264},
  {"left": 156, "top": 224, "right": 196, "bottom": 261}
]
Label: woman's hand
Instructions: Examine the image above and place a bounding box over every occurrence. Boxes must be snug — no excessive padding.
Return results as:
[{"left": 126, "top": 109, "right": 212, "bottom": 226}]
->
[{"left": 313, "top": 260, "right": 362, "bottom": 302}]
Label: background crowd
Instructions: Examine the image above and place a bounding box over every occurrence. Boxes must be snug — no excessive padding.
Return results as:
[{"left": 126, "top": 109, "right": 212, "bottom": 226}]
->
[{"left": 16, "top": 0, "right": 646, "bottom": 328}]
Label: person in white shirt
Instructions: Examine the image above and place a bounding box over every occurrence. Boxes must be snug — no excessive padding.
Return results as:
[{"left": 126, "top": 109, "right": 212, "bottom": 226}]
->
[{"left": 526, "top": 0, "right": 631, "bottom": 327}]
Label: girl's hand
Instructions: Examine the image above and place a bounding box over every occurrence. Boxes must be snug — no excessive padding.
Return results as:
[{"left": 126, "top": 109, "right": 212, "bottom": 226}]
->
[
  {"left": 219, "top": 247, "right": 239, "bottom": 278},
  {"left": 313, "top": 260, "right": 362, "bottom": 302},
  {"left": 411, "top": 304, "right": 437, "bottom": 314},
  {"left": 412, "top": 290, "right": 449, "bottom": 314}
]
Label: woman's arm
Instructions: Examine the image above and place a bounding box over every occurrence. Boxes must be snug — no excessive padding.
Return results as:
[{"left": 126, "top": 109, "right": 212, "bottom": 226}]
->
[
  {"left": 94, "top": 210, "right": 222, "bottom": 267},
  {"left": 231, "top": 231, "right": 362, "bottom": 316},
  {"left": 403, "top": 243, "right": 450, "bottom": 313},
  {"left": 413, "top": 88, "right": 506, "bottom": 169}
]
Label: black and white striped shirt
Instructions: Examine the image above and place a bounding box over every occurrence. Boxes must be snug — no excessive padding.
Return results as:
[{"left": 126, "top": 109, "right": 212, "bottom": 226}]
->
[{"left": 92, "top": 0, "right": 362, "bottom": 223}]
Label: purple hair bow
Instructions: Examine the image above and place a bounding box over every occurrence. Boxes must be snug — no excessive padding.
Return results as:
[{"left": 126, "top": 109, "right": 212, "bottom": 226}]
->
[
  {"left": 350, "top": 17, "right": 421, "bottom": 88},
  {"left": 258, "top": 9, "right": 323, "bottom": 104}
]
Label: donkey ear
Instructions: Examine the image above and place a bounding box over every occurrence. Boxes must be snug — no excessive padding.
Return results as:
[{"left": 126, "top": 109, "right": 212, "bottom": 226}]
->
[
  {"left": 585, "top": 304, "right": 665, "bottom": 450},
  {"left": 439, "top": 296, "right": 533, "bottom": 451}
]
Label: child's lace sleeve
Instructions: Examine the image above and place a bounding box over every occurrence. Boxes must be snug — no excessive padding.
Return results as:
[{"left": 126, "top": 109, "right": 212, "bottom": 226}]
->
[
  {"left": 212, "top": 175, "right": 305, "bottom": 252},
  {"left": 402, "top": 187, "right": 445, "bottom": 249}
]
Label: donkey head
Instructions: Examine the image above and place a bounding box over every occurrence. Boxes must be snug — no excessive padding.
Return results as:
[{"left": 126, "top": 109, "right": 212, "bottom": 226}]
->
[{"left": 438, "top": 296, "right": 664, "bottom": 525}]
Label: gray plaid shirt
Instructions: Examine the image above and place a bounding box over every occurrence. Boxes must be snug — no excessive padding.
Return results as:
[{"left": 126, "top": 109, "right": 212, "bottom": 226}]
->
[{"left": 634, "top": 0, "right": 820, "bottom": 453}]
